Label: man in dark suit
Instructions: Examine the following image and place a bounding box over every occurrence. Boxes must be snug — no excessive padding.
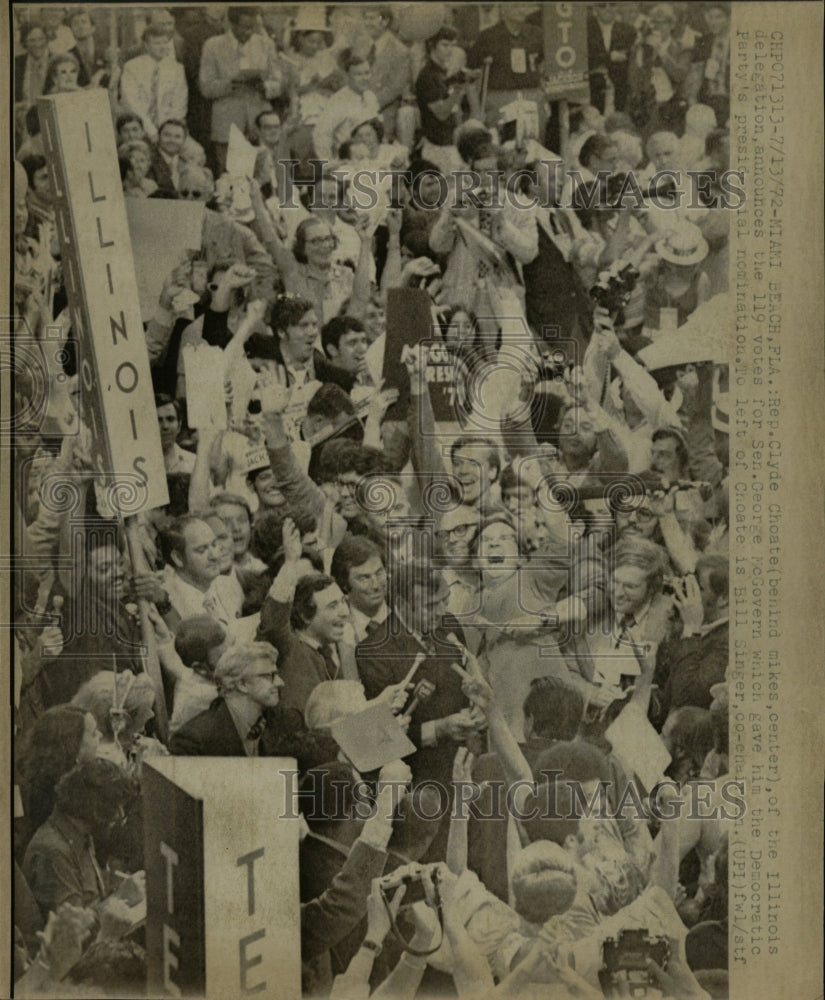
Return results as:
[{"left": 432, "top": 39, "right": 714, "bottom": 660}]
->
[
  {"left": 170, "top": 640, "right": 285, "bottom": 755},
  {"left": 356, "top": 559, "right": 482, "bottom": 790},
  {"left": 521, "top": 158, "right": 594, "bottom": 359},
  {"left": 656, "top": 555, "right": 729, "bottom": 723},
  {"left": 587, "top": 5, "right": 637, "bottom": 113},
  {"left": 66, "top": 8, "right": 109, "bottom": 88}
]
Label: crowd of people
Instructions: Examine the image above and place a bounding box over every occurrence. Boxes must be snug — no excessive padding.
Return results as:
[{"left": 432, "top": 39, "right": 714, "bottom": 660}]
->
[{"left": 12, "top": 3, "right": 732, "bottom": 997}]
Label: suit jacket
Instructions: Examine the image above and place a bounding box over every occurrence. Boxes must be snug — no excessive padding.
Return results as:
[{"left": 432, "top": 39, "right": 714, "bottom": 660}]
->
[
  {"left": 300, "top": 838, "right": 388, "bottom": 995},
  {"left": 68, "top": 42, "right": 107, "bottom": 87},
  {"left": 661, "top": 621, "right": 729, "bottom": 716},
  {"left": 199, "top": 30, "right": 283, "bottom": 142},
  {"left": 148, "top": 145, "right": 177, "bottom": 193},
  {"left": 586, "top": 16, "right": 636, "bottom": 113},
  {"left": 256, "top": 596, "right": 359, "bottom": 717},
  {"left": 370, "top": 31, "right": 413, "bottom": 112},
  {"left": 300, "top": 834, "right": 366, "bottom": 982},
  {"left": 356, "top": 612, "right": 470, "bottom": 785},
  {"left": 170, "top": 696, "right": 305, "bottom": 756},
  {"left": 522, "top": 218, "right": 593, "bottom": 355},
  {"left": 169, "top": 697, "right": 245, "bottom": 755},
  {"left": 38, "top": 597, "right": 145, "bottom": 710}
]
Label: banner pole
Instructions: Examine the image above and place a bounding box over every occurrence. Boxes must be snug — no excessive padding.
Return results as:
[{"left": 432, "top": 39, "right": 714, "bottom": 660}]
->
[
  {"left": 559, "top": 99, "right": 570, "bottom": 163},
  {"left": 124, "top": 515, "right": 169, "bottom": 743}
]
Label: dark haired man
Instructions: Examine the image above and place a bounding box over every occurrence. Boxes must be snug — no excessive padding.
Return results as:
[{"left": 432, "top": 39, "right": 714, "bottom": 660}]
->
[
  {"left": 256, "top": 519, "right": 357, "bottom": 715},
  {"left": 330, "top": 535, "right": 388, "bottom": 643},
  {"left": 156, "top": 394, "right": 195, "bottom": 474},
  {"left": 415, "top": 26, "right": 474, "bottom": 175}
]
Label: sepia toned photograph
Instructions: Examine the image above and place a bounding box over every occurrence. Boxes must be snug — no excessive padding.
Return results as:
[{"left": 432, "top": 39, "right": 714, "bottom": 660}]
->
[{"left": 1, "top": 3, "right": 822, "bottom": 999}]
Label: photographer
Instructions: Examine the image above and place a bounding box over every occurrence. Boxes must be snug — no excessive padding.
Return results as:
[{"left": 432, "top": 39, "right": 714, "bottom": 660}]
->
[{"left": 300, "top": 759, "right": 412, "bottom": 995}]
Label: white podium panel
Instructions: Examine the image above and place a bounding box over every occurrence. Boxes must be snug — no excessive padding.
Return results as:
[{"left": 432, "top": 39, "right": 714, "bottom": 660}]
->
[{"left": 143, "top": 757, "right": 300, "bottom": 999}]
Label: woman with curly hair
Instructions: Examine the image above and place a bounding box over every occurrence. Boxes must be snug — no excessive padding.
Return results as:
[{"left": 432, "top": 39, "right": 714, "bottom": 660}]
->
[
  {"left": 22, "top": 759, "right": 139, "bottom": 921},
  {"left": 16, "top": 707, "right": 100, "bottom": 858}
]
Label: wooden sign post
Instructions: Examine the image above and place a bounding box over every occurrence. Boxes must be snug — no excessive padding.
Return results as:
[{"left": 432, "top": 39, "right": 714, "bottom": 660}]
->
[{"left": 142, "top": 757, "right": 301, "bottom": 999}]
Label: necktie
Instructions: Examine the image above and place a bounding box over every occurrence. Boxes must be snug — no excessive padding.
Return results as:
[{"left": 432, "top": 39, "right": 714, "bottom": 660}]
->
[
  {"left": 318, "top": 643, "right": 339, "bottom": 680},
  {"left": 247, "top": 714, "right": 266, "bottom": 742},
  {"left": 614, "top": 612, "right": 636, "bottom": 649},
  {"left": 365, "top": 618, "right": 382, "bottom": 639},
  {"left": 148, "top": 63, "right": 160, "bottom": 125},
  {"left": 86, "top": 834, "right": 106, "bottom": 896}
]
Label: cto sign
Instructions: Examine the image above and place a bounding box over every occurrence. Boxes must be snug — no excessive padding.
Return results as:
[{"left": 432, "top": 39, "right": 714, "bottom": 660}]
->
[{"left": 542, "top": 2, "right": 591, "bottom": 103}]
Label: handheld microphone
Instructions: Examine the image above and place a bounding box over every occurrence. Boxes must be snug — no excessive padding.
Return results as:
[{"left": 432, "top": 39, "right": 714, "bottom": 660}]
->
[{"left": 405, "top": 679, "right": 435, "bottom": 717}]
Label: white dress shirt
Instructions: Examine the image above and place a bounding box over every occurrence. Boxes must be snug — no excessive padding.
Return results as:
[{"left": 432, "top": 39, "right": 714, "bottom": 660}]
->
[
  {"left": 313, "top": 86, "right": 380, "bottom": 160},
  {"left": 120, "top": 53, "right": 188, "bottom": 140}
]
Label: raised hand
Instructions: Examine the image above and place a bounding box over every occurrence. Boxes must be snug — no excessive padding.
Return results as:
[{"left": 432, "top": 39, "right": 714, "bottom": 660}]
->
[
  {"left": 221, "top": 263, "right": 257, "bottom": 290},
  {"left": 385, "top": 207, "right": 403, "bottom": 237},
  {"left": 366, "top": 878, "right": 406, "bottom": 947},
  {"left": 460, "top": 675, "right": 493, "bottom": 715},
  {"left": 401, "top": 343, "right": 429, "bottom": 396},
  {"left": 281, "top": 517, "right": 303, "bottom": 564},
  {"left": 257, "top": 370, "right": 291, "bottom": 416},
  {"left": 367, "top": 384, "right": 400, "bottom": 423},
  {"left": 452, "top": 745, "right": 475, "bottom": 783},
  {"left": 672, "top": 573, "right": 705, "bottom": 635}
]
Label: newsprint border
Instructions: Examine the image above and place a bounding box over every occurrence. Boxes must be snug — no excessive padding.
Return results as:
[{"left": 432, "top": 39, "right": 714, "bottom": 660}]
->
[{"left": 1, "top": 3, "right": 823, "bottom": 999}]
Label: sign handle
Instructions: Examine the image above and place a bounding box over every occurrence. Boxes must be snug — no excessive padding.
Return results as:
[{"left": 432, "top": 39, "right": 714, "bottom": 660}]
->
[
  {"left": 559, "top": 99, "right": 570, "bottom": 164},
  {"left": 124, "top": 516, "right": 169, "bottom": 743}
]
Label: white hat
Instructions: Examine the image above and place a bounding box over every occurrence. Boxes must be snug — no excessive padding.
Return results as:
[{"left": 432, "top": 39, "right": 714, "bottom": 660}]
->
[
  {"left": 655, "top": 222, "right": 709, "bottom": 266},
  {"left": 291, "top": 5, "right": 333, "bottom": 40}
]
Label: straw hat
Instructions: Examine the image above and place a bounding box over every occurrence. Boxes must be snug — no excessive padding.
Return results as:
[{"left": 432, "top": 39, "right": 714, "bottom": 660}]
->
[{"left": 655, "top": 222, "right": 709, "bottom": 266}]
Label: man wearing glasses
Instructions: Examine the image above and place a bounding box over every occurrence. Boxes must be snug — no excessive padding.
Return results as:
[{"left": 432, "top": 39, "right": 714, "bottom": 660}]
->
[
  {"left": 170, "top": 641, "right": 284, "bottom": 756},
  {"left": 434, "top": 505, "right": 481, "bottom": 617}
]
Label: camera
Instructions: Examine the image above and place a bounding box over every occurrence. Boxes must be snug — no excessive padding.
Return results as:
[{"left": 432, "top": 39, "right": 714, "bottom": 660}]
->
[
  {"left": 590, "top": 262, "right": 640, "bottom": 315},
  {"left": 379, "top": 862, "right": 439, "bottom": 892},
  {"left": 379, "top": 862, "right": 441, "bottom": 906},
  {"left": 599, "top": 929, "right": 670, "bottom": 995}
]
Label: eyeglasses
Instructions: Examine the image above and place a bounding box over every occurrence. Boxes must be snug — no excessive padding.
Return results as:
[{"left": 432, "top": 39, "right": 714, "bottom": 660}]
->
[
  {"left": 307, "top": 235, "right": 337, "bottom": 246},
  {"left": 627, "top": 508, "right": 656, "bottom": 523},
  {"left": 436, "top": 523, "right": 477, "bottom": 541},
  {"left": 248, "top": 670, "right": 279, "bottom": 683},
  {"left": 179, "top": 189, "right": 204, "bottom": 199}
]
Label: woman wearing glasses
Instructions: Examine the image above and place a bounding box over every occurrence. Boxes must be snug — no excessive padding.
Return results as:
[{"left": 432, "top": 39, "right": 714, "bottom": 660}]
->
[{"left": 248, "top": 182, "right": 374, "bottom": 325}]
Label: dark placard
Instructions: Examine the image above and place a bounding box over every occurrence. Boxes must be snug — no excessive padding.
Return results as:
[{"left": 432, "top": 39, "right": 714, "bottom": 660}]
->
[
  {"left": 143, "top": 762, "right": 206, "bottom": 997},
  {"left": 383, "top": 288, "right": 464, "bottom": 426},
  {"left": 543, "top": 3, "right": 591, "bottom": 103}
]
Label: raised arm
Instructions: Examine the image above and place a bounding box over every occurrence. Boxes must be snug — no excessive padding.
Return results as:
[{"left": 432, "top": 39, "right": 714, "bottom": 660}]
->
[
  {"left": 255, "top": 518, "right": 303, "bottom": 655},
  {"left": 258, "top": 373, "right": 327, "bottom": 522}
]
